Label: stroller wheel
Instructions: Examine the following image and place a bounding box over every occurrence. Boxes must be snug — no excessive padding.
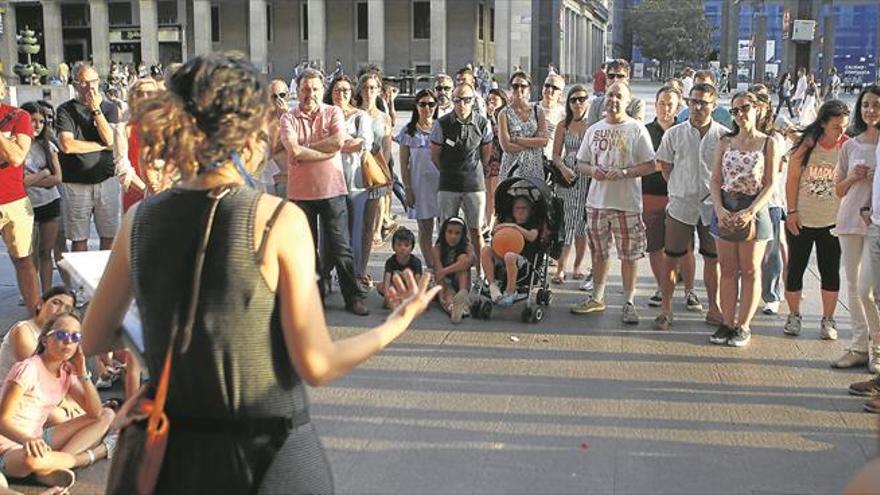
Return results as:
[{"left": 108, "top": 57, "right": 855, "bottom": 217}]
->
[
  {"left": 480, "top": 301, "right": 493, "bottom": 320},
  {"left": 521, "top": 307, "right": 532, "bottom": 323},
  {"left": 531, "top": 307, "right": 544, "bottom": 323}
]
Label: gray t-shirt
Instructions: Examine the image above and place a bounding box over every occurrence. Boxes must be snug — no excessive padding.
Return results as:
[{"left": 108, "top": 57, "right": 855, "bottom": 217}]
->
[{"left": 24, "top": 142, "right": 61, "bottom": 208}]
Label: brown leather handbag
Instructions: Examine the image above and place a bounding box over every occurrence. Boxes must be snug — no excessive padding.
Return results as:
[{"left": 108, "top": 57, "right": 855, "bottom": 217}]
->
[{"left": 362, "top": 150, "right": 392, "bottom": 188}]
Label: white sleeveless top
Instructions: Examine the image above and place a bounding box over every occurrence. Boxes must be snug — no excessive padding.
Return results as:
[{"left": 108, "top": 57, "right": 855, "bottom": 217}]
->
[{"left": 0, "top": 320, "right": 40, "bottom": 382}]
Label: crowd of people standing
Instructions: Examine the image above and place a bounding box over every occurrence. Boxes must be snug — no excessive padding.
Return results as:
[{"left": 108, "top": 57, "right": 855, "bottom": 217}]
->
[{"left": 0, "top": 52, "right": 879, "bottom": 492}]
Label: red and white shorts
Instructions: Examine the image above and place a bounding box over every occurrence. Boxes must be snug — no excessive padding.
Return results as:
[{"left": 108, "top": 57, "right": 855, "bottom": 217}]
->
[{"left": 586, "top": 208, "right": 647, "bottom": 262}]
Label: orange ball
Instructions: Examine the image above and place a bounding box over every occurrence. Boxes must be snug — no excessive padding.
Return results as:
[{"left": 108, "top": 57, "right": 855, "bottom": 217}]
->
[{"left": 492, "top": 227, "right": 525, "bottom": 257}]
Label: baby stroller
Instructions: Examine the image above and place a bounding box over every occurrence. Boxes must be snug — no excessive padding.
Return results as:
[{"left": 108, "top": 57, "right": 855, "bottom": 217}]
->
[{"left": 471, "top": 176, "right": 565, "bottom": 323}]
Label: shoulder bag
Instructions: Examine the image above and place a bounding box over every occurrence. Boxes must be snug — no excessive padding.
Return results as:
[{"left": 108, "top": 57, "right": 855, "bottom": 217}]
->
[
  {"left": 359, "top": 114, "right": 393, "bottom": 189},
  {"left": 107, "top": 186, "right": 231, "bottom": 495}
]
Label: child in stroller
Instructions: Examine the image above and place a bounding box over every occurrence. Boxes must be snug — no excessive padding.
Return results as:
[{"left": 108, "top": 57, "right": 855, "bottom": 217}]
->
[
  {"left": 480, "top": 196, "right": 539, "bottom": 305},
  {"left": 472, "top": 176, "right": 565, "bottom": 323},
  {"left": 431, "top": 216, "right": 476, "bottom": 323}
]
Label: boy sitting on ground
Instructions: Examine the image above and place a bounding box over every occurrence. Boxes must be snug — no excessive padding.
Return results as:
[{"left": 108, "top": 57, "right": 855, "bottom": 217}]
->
[{"left": 378, "top": 227, "right": 423, "bottom": 308}]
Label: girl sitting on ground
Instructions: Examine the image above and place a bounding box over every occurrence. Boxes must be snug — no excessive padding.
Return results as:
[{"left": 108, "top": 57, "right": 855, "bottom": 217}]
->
[
  {"left": 0, "top": 312, "right": 116, "bottom": 488},
  {"left": 0, "top": 287, "right": 83, "bottom": 425},
  {"left": 480, "top": 196, "right": 539, "bottom": 306},
  {"left": 431, "top": 217, "right": 475, "bottom": 323}
]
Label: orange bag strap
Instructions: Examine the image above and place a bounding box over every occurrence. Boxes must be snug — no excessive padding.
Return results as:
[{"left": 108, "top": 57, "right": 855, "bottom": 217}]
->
[{"left": 145, "top": 186, "right": 231, "bottom": 438}]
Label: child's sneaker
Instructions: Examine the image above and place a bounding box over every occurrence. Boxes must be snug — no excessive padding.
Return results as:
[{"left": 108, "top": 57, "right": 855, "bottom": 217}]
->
[
  {"left": 489, "top": 284, "right": 503, "bottom": 302},
  {"left": 451, "top": 289, "right": 468, "bottom": 323},
  {"left": 498, "top": 292, "right": 516, "bottom": 307}
]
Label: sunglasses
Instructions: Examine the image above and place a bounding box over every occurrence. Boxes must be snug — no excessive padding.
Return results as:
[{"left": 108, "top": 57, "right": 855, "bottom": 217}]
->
[
  {"left": 569, "top": 96, "right": 589, "bottom": 104},
  {"left": 417, "top": 101, "right": 437, "bottom": 108},
  {"left": 687, "top": 98, "right": 713, "bottom": 109},
  {"left": 511, "top": 83, "right": 530, "bottom": 90},
  {"left": 452, "top": 96, "right": 474, "bottom": 104},
  {"left": 607, "top": 73, "right": 627, "bottom": 80},
  {"left": 435, "top": 86, "right": 453, "bottom": 92},
  {"left": 544, "top": 84, "right": 562, "bottom": 92},
  {"left": 47, "top": 329, "right": 82, "bottom": 344},
  {"left": 273, "top": 92, "right": 288, "bottom": 99},
  {"left": 730, "top": 104, "right": 752, "bottom": 117}
]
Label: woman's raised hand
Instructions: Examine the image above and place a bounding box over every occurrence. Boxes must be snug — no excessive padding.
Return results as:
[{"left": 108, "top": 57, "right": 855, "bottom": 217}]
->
[{"left": 386, "top": 270, "right": 442, "bottom": 322}]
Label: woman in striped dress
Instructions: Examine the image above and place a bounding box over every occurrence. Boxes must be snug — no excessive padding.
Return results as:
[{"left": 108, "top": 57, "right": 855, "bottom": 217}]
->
[{"left": 551, "top": 84, "right": 591, "bottom": 283}]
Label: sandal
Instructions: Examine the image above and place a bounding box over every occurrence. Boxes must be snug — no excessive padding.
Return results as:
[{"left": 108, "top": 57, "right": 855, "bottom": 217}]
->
[
  {"left": 572, "top": 272, "right": 586, "bottom": 280},
  {"left": 359, "top": 274, "right": 374, "bottom": 289},
  {"left": 551, "top": 273, "right": 565, "bottom": 285},
  {"left": 102, "top": 398, "right": 123, "bottom": 412}
]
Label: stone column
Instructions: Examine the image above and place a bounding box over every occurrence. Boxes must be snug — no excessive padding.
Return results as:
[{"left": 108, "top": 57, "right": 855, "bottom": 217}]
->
[
  {"left": 753, "top": 13, "right": 767, "bottom": 83},
  {"left": 821, "top": 7, "right": 835, "bottom": 78},
  {"left": 192, "top": 0, "right": 211, "bottom": 56},
  {"left": 430, "top": 0, "right": 446, "bottom": 74},
  {"left": 248, "top": 0, "right": 268, "bottom": 73},
  {"left": 89, "top": 0, "right": 110, "bottom": 77},
  {"left": 367, "top": 0, "right": 384, "bottom": 69},
  {"left": 307, "top": 0, "right": 326, "bottom": 69},
  {"left": 493, "top": 0, "right": 508, "bottom": 78},
  {"left": 139, "top": 0, "right": 159, "bottom": 66},
  {"left": 42, "top": 0, "right": 64, "bottom": 75},
  {"left": 1, "top": 4, "right": 18, "bottom": 85}
]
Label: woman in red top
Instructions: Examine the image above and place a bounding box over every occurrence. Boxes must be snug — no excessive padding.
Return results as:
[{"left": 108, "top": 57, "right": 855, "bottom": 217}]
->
[{"left": 119, "top": 78, "right": 159, "bottom": 212}]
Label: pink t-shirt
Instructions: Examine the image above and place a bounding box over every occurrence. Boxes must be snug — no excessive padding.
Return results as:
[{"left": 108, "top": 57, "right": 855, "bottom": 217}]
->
[
  {"left": 0, "top": 356, "right": 72, "bottom": 454},
  {"left": 280, "top": 103, "right": 348, "bottom": 201}
]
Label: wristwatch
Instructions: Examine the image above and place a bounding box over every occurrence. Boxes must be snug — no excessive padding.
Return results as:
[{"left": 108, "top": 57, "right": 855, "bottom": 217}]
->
[
  {"left": 78, "top": 371, "right": 93, "bottom": 382},
  {"left": 91, "top": 108, "right": 102, "bottom": 117}
]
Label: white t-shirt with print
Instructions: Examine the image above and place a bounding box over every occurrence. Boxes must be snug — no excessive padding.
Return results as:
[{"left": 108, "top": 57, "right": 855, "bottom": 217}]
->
[{"left": 577, "top": 117, "right": 656, "bottom": 213}]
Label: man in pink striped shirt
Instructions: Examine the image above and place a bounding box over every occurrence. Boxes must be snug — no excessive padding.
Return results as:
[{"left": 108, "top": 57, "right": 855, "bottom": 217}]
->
[{"left": 280, "top": 69, "right": 368, "bottom": 315}]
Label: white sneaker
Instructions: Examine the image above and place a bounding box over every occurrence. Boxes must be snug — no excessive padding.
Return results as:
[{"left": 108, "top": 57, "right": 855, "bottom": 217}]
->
[
  {"left": 783, "top": 313, "right": 802, "bottom": 336},
  {"left": 762, "top": 301, "right": 780, "bottom": 315},
  {"left": 820, "top": 317, "right": 838, "bottom": 341},
  {"left": 488, "top": 284, "right": 502, "bottom": 302},
  {"left": 870, "top": 346, "right": 880, "bottom": 374}
]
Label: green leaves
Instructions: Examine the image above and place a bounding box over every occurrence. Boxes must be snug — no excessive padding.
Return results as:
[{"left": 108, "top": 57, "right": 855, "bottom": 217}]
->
[{"left": 628, "top": 0, "right": 714, "bottom": 66}]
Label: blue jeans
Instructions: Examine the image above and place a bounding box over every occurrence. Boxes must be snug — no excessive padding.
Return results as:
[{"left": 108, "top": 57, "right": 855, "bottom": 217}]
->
[
  {"left": 294, "top": 195, "right": 366, "bottom": 305},
  {"left": 761, "top": 206, "right": 784, "bottom": 303}
]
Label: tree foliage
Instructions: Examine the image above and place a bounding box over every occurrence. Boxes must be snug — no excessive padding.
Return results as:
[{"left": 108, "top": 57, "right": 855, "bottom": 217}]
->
[{"left": 628, "top": 0, "right": 714, "bottom": 66}]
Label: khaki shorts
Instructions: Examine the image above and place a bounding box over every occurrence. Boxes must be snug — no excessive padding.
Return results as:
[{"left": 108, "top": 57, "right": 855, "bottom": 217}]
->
[
  {"left": 586, "top": 208, "right": 646, "bottom": 262},
  {"left": 0, "top": 197, "right": 35, "bottom": 259},
  {"left": 664, "top": 213, "right": 717, "bottom": 258},
  {"left": 438, "top": 190, "right": 486, "bottom": 231},
  {"left": 62, "top": 180, "right": 121, "bottom": 242}
]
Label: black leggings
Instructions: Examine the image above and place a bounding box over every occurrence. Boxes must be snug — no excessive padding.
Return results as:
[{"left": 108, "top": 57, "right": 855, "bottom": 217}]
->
[{"left": 785, "top": 226, "right": 841, "bottom": 292}]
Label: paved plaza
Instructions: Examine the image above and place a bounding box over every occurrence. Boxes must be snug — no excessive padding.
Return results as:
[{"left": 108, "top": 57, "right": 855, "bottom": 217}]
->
[{"left": 0, "top": 82, "right": 876, "bottom": 493}]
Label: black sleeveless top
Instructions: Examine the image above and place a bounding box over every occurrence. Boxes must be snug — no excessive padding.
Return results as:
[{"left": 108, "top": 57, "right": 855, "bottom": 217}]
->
[{"left": 130, "top": 186, "right": 308, "bottom": 421}]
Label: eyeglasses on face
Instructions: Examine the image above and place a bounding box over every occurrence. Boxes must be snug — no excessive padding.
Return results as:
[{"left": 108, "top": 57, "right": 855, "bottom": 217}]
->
[
  {"left": 730, "top": 104, "right": 753, "bottom": 116},
  {"left": 607, "top": 73, "right": 627, "bottom": 80},
  {"left": 417, "top": 101, "right": 437, "bottom": 108},
  {"left": 332, "top": 87, "right": 352, "bottom": 94},
  {"left": 569, "top": 95, "right": 589, "bottom": 104},
  {"left": 544, "top": 83, "right": 562, "bottom": 92},
  {"left": 452, "top": 96, "right": 474, "bottom": 105},
  {"left": 47, "top": 329, "right": 82, "bottom": 344},
  {"left": 687, "top": 98, "right": 713, "bottom": 109}
]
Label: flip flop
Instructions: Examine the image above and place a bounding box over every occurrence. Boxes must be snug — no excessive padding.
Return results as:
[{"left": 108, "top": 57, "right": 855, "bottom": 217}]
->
[
  {"left": 551, "top": 274, "right": 565, "bottom": 285},
  {"left": 572, "top": 272, "right": 586, "bottom": 280}
]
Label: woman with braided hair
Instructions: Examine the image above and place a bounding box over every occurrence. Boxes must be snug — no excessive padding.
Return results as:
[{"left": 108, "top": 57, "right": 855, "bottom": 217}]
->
[{"left": 81, "top": 53, "right": 439, "bottom": 494}]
